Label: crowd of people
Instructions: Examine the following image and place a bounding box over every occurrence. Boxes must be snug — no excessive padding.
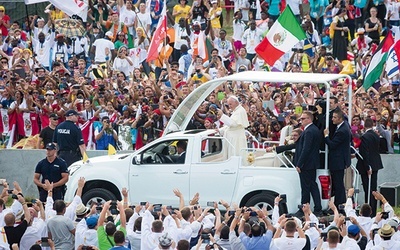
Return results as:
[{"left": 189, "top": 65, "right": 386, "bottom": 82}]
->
[
  {"left": 0, "top": 0, "right": 398, "bottom": 152},
  {"left": 0, "top": 178, "right": 400, "bottom": 250},
  {"left": 1, "top": 0, "right": 400, "bottom": 248}
]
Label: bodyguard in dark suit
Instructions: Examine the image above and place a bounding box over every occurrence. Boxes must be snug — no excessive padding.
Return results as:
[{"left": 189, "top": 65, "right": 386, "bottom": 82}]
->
[
  {"left": 294, "top": 111, "right": 322, "bottom": 215},
  {"left": 356, "top": 118, "right": 384, "bottom": 217},
  {"left": 324, "top": 109, "right": 352, "bottom": 207}
]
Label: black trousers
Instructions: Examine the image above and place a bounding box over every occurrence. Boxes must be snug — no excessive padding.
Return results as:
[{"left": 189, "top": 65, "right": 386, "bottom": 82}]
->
[
  {"left": 38, "top": 186, "right": 66, "bottom": 202},
  {"left": 330, "top": 169, "right": 346, "bottom": 207},
  {"left": 58, "top": 150, "right": 82, "bottom": 167},
  {"left": 361, "top": 171, "right": 378, "bottom": 217},
  {"left": 299, "top": 169, "right": 322, "bottom": 211}
]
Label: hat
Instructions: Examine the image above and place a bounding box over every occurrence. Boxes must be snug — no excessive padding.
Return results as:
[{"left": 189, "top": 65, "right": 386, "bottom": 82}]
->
[
  {"left": 37, "top": 17, "right": 45, "bottom": 22},
  {"left": 45, "top": 90, "right": 54, "bottom": 95},
  {"left": 211, "top": 0, "right": 217, "bottom": 3},
  {"left": 45, "top": 142, "right": 57, "bottom": 150},
  {"left": 379, "top": 224, "right": 395, "bottom": 238},
  {"left": 209, "top": 104, "right": 218, "bottom": 110},
  {"left": 76, "top": 203, "right": 90, "bottom": 216},
  {"left": 190, "top": 221, "right": 202, "bottom": 238},
  {"left": 86, "top": 215, "right": 98, "bottom": 229},
  {"left": 56, "top": 33, "right": 64, "bottom": 38},
  {"left": 388, "top": 219, "right": 399, "bottom": 231},
  {"left": 0, "top": 6, "right": 5, "bottom": 11},
  {"left": 105, "top": 31, "right": 113, "bottom": 39},
  {"left": 348, "top": 225, "right": 360, "bottom": 235},
  {"left": 49, "top": 113, "right": 59, "bottom": 120},
  {"left": 65, "top": 109, "right": 79, "bottom": 117},
  {"left": 158, "top": 233, "right": 173, "bottom": 247},
  {"left": 357, "top": 28, "right": 365, "bottom": 35},
  {"left": 205, "top": 117, "right": 214, "bottom": 123}
]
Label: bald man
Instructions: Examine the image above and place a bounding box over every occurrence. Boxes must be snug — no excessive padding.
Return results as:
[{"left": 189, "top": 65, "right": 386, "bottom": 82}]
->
[{"left": 217, "top": 96, "right": 250, "bottom": 157}]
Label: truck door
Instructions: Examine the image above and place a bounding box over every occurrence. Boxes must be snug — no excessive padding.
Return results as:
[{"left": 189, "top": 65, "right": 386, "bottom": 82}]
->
[
  {"left": 190, "top": 137, "right": 239, "bottom": 204},
  {"left": 129, "top": 139, "right": 190, "bottom": 206}
]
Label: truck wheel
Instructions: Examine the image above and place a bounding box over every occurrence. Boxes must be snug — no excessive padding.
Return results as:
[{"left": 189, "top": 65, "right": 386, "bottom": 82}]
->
[
  {"left": 81, "top": 188, "right": 117, "bottom": 206},
  {"left": 245, "top": 193, "right": 282, "bottom": 216}
]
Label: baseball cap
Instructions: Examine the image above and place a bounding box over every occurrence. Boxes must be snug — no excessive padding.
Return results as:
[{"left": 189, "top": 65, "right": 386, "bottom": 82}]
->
[
  {"left": 347, "top": 225, "right": 360, "bottom": 235},
  {"left": 49, "top": 113, "right": 59, "bottom": 120},
  {"left": 65, "top": 109, "right": 79, "bottom": 117},
  {"left": 85, "top": 215, "right": 99, "bottom": 229},
  {"left": 45, "top": 90, "right": 54, "bottom": 95},
  {"left": 105, "top": 31, "right": 113, "bottom": 39},
  {"left": 45, "top": 143, "right": 57, "bottom": 150},
  {"left": 0, "top": 6, "right": 5, "bottom": 11}
]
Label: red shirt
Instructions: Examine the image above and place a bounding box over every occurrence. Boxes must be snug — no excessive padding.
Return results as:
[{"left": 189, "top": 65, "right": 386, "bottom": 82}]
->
[{"left": 0, "top": 15, "right": 10, "bottom": 36}]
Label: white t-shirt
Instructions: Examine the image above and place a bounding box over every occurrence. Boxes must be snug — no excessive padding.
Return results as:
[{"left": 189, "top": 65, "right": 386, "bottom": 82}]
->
[
  {"left": 272, "top": 236, "right": 307, "bottom": 250},
  {"left": 213, "top": 38, "right": 233, "bottom": 60},
  {"left": 32, "top": 32, "right": 55, "bottom": 67},
  {"left": 286, "top": 0, "right": 302, "bottom": 16},
  {"left": 33, "top": 24, "right": 50, "bottom": 40},
  {"left": 93, "top": 38, "right": 115, "bottom": 62},
  {"left": 120, "top": 5, "right": 137, "bottom": 35},
  {"left": 136, "top": 12, "right": 152, "bottom": 36},
  {"left": 242, "top": 28, "right": 263, "bottom": 54},
  {"left": 232, "top": 20, "right": 247, "bottom": 41}
]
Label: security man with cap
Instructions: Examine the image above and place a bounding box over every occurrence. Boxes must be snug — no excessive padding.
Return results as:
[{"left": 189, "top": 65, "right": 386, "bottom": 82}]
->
[
  {"left": 53, "top": 109, "right": 87, "bottom": 166},
  {"left": 33, "top": 142, "right": 69, "bottom": 202}
]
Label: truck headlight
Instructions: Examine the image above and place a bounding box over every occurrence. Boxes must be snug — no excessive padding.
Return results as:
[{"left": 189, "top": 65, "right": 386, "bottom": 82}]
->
[{"left": 68, "top": 164, "right": 82, "bottom": 176}]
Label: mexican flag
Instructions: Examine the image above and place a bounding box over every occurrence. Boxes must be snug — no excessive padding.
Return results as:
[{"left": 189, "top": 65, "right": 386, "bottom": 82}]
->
[
  {"left": 255, "top": 6, "right": 306, "bottom": 66},
  {"left": 363, "top": 32, "right": 394, "bottom": 90}
]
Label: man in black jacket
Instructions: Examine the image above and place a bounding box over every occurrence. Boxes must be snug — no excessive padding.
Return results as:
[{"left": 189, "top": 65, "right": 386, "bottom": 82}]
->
[
  {"left": 324, "top": 109, "right": 352, "bottom": 207},
  {"left": 356, "top": 118, "right": 384, "bottom": 217},
  {"left": 294, "top": 111, "right": 322, "bottom": 216}
]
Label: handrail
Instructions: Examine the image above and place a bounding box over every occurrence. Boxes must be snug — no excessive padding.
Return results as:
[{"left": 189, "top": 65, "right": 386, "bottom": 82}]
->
[{"left": 281, "top": 151, "right": 296, "bottom": 168}]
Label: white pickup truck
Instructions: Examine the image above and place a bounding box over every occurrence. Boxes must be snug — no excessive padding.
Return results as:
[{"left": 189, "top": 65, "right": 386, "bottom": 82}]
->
[{"left": 65, "top": 71, "right": 352, "bottom": 213}]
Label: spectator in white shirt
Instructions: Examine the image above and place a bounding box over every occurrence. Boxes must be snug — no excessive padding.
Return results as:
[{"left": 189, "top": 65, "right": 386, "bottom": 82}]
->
[
  {"left": 272, "top": 218, "right": 307, "bottom": 250},
  {"left": 141, "top": 204, "right": 165, "bottom": 250},
  {"left": 241, "top": 20, "right": 263, "bottom": 61},
  {"left": 19, "top": 201, "right": 47, "bottom": 250}
]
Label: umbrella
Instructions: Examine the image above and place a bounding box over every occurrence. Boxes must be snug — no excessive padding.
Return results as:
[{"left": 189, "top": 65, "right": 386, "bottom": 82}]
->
[{"left": 54, "top": 18, "right": 86, "bottom": 37}]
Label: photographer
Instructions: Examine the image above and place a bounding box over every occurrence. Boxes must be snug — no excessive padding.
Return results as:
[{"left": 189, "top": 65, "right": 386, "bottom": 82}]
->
[{"left": 94, "top": 116, "right": 118, "bottom": 150}]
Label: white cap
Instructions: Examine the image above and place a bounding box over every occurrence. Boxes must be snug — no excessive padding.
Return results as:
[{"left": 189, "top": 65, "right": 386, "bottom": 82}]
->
[
  {"left": 45, "top": 90, "right": 54, "bottom": 95},
  {"left": 105, "top": 31, "right": 113, "bottom": 38}
]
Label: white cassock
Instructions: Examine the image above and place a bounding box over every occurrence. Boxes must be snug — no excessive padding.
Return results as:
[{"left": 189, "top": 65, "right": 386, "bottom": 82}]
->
[{"left": 219, "top": 105, "right": 250, "bottom": 157}]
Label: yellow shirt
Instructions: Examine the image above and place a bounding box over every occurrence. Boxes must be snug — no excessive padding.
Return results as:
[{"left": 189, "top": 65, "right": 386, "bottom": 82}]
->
[
  {"left": 51, "top": 10, "right": 65, "bottom": 20},
  {"left": 173, "top": 5, "right": 191, "bottom": 24},
  {"left": 210, "top": 7, "right": 222, "bottom": 29}
]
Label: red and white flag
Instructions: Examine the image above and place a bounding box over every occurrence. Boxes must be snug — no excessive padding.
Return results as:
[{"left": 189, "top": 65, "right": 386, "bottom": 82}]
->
[
  {"left": 80, "top": 119, "right": 96, "bottom": 150},
  {"left": 49, "top": 0, "right": 88, "bottom": 21},
  {"left": 146, "top": 0, "right": 167, "bottom": 62},
  {"left": 0, "top": 110, "right": 17, "bottom": 148},
  {"left": 16, "top": 113, "right": 39, "bottom": 137}
]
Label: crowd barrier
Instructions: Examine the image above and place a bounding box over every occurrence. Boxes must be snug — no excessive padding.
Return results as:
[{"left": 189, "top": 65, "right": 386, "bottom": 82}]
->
[{"left": 0, "top": 149, "right": 399, "bottom": 200}]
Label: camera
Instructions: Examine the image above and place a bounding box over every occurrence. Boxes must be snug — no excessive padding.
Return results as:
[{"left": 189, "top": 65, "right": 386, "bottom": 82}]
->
[
  {"left": 109, "top": 201, "right": 119, "bottom": 215},
  {"left": 381, "top": 211, "right": 389, "bottom": 220},
  {"left": 297, "top": 204, "right": 303, "bottom": 210},
  {"left": 41, "top": 237, "right": 49, "bottom": 247},
  {"left": 280, "top": 194, "right": 287, "bottom": 203}
]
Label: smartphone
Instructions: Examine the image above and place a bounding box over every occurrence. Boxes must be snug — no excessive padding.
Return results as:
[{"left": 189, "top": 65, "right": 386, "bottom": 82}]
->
[
  {"left": 201, "top": 233, "right": 210, "bottom": 244},
  {"left": 153, "top": 204, "right": 162, "bottom": 212},
  {"left": 280, "top": 194, "right": 287, "bottom": 203},
  {"left": 228, "top": 210, "right": 235, "bottom": 216},
  {"left": 194, "top": 206, "right": 198, "bottom": 210},
  {"left": 249, "top": 211, "right": 257, "bottom": 217},
  {"left": 345, "top": 217, "right": 351, "bottom": 221},
  {"left": 41, "top": 237, "right": 49, "bottom": 247},
  {"left": 166, "top": 205, "right": 172, "bottom": 210},
  {"left": 298, "top": 204, "right": 303, "bottom": 210},
  {"left": 7, "top": 189, "right": 13, "bottom": 194},
  {"left": 310, "top": 222, "right": 316, "bottom": 227},
  {"left": 207, "top": 201, "right": 215, "bottom": 207},
  {"left": 321, "top": 232, "right": 327, "bottom": 240},
  {"left": 140, "top": 202, "right": 146, "bottom": 206},
  {"left": 31, "top": 199, "right": 36, "bottom": 203},
  {"left": 318, "top": 224, "right": 325, "bottom": 229}
]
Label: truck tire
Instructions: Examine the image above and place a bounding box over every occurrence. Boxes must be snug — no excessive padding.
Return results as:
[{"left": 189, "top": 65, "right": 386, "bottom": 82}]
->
[
  {"left": 245, "top": 193, "right": 287, "bottom": 215},
  {"left": 81, "top": 188, "right": 117, "bottom": 206}
]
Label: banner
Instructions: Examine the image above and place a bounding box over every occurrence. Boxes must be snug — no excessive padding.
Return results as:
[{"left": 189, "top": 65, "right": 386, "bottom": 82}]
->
[
  {"left": 24, "top": 0, "right": 47, "bottom": 5},
  {"left": 49, "top": 0, "right": 88, "bottom": 22}
]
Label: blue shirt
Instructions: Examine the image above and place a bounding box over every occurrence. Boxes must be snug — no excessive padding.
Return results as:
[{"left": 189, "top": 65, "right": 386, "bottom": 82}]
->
[{"left": 239, "top": 230, "right": 273, "bottom": 250}]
